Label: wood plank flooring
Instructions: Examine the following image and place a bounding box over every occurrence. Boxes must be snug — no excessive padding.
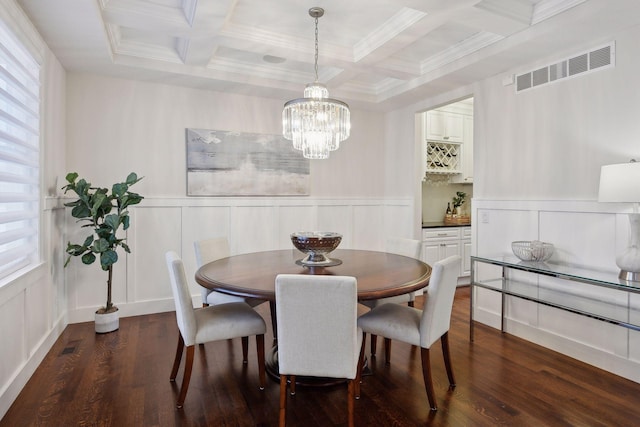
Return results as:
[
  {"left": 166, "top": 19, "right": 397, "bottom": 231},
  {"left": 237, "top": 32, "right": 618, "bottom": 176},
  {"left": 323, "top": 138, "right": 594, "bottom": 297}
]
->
[{"left": 3, "top": 287, "right": 640, "bottom": 426}]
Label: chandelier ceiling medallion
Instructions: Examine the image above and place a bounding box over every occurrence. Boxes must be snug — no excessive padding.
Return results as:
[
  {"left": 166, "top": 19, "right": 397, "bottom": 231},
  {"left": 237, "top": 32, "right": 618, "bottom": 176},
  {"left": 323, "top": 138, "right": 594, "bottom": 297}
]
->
[{"left": 282, "top": 7, "right": 351, "bottom": 160}]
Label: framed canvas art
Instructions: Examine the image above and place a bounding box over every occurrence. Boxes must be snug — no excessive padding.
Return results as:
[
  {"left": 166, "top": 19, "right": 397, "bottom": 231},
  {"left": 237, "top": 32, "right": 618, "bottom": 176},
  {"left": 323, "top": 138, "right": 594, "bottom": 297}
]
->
[{"left": 186, "top": 128, "right": 310, "bottom": 196}]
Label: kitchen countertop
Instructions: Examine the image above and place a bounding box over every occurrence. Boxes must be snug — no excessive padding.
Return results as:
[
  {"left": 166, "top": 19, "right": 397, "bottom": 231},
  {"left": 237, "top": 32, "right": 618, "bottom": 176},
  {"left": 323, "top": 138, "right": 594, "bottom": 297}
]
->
[{"left": 422, "top": 221, "right": 471, "bottom": 228}]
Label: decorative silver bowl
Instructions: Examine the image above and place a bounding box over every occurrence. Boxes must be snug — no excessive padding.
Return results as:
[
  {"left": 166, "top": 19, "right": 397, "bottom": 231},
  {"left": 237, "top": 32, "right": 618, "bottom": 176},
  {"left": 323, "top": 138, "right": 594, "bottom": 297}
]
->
[
  {"left": 291, "top": 232, "right": 342, "bottom": 266},
  {"left": 512, "top": 240, "right": 554, "bottom": 262}
]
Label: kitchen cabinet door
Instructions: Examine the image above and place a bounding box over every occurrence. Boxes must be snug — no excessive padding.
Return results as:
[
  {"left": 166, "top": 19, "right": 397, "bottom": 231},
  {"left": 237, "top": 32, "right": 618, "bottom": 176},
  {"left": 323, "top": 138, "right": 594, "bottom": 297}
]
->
[
  {"left": 425, "top": 110, "right": 464, "bottom": 143},
  {"left": 450, "top": 115, "right": 473, "bottom": 183},
  {"left": 422, "top": 240, "right": 461, "bottom": 273},
  {"left": 462, "top": 238, "right": 472, "bottom": 276}
]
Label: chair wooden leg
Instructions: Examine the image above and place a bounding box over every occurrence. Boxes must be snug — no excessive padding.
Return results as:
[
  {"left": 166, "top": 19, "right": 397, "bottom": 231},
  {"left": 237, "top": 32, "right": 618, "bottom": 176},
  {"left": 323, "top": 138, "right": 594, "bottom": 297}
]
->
[
  {"left": 176, "top": 345, "right": 195, "bottom": 409},
  {"left": 241, "top": 336, "right": 249, "bottom": 363},
  {"left": 355, "top": 333, "right": 366, "bottom": 399},
  {"left": 348, "top": 379, "right": 355, "bottom": 427},
  {"left": 170, "top": 334, "right": 184, "bottom": 381},
  {"left": 279, "top": 375, "right": 288, "bottom": 427},
  {"left": 289, "top": 375, "right": 296, "bottom": 396},
  {"left": 420, "top": 347, "right": 437, "bottom": 411},
  {"left": 270, "top": 301, "right": 278, "bottom": 340},
  {"left": 256, "top": 334, "right": 266, "bottom": 390},
  {"left": 370, "top": 334, "right": 377, "bottom": 357},
  {"left": 441, "top": 332, "right": 456, "bottom": 388},
  {"left": 384, "top": 338, "right": 392, "bottom": 365}
]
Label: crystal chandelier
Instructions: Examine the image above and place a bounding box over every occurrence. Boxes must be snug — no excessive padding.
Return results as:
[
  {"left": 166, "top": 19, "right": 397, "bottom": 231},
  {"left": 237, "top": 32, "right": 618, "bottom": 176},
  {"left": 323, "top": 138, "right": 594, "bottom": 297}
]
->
[{"left": 283, "top": 7, "right": 351, "bottom": 160}]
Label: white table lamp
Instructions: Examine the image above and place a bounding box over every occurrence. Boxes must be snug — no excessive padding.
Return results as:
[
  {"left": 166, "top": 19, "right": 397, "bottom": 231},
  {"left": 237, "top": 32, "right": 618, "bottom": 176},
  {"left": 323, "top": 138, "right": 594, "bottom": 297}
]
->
[{"left": 598, "top": 160, "right": 640, "bottom": 281}]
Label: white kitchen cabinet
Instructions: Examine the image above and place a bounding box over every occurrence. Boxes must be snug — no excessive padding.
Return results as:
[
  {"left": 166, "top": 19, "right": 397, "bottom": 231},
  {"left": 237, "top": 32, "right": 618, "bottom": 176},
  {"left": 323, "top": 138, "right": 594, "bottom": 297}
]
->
[
  {"left": 425, "top": 110, "right": 464, "bottom": 143},
  {"left": 421, "top": 226, "right": 471, "bottom": 286},
  {"left": 461, "top": 227, "right": 472, "bottom": 277},
  {"left": 450, "top": 114, "right": 473, "bottom": 183}
]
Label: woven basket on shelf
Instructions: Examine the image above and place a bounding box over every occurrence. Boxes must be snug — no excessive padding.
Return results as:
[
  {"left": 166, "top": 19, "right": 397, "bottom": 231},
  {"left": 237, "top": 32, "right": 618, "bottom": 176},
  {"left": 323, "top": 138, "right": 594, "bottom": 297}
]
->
[{"left": 443, "top": 215, "right": 470, "bottom": 225}]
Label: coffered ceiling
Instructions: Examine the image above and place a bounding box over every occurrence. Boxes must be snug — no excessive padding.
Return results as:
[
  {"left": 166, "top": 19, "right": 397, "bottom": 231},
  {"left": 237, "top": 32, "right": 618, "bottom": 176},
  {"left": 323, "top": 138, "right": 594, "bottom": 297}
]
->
[{"left": 16, "top": 0, "right": 640, "bottom": 111}]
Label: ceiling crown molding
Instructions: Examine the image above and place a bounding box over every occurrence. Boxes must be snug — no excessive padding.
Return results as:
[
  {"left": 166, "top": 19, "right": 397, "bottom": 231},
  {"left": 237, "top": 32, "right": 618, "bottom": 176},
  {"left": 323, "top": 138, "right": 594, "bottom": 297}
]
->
[
  {"left": 532, "top": 0, "right": 587, "bottom": 25},
  {"left": 420, "top": 31, "right": 504, "bottom": 74},
  {"left": 354, "top": 7, "right": 427, "bottom": 62}
]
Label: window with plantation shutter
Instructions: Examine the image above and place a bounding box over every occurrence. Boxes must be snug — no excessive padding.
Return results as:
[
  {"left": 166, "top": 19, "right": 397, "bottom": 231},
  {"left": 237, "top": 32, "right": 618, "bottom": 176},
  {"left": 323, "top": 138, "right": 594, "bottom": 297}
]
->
[{"left": 0, "top": 18, "right": 40, "bottom": 282}]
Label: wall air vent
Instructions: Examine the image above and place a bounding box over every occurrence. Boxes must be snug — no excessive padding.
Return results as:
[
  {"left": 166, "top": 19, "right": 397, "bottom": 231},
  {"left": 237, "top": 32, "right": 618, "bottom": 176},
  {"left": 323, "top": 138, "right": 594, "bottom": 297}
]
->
[{"left": 516, "top": 42, "right": 614, "bottom": 93}]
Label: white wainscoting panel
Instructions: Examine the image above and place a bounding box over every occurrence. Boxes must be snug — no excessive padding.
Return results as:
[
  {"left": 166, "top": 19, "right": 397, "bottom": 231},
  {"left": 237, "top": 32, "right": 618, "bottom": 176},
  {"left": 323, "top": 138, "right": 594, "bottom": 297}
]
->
[
  {"left": 64, "top": 197, "right": 413, "bottom": 320},
  {"left": 318, "top": 205, "right": 353, "bottom": 247},
  {"left": 277, "top": 206, "right": 316, "bottom": 249},
  {"left": 352, "top": 205, "right": 383, "bottom": 250},
  {"left": 181, "top": 206, "right": 231, "bottom": 288},
  {"left": 0, "top": 290, "right": 26, "bottom": 389},
  {"left": 131, "top": 207, "right": 182, "bottom": 304},
  {"left": 539, "top": 211, "right": 616, "bottom": 270},
  {"left": 472, "top": 199, "right": 640, "bottom": 383}
]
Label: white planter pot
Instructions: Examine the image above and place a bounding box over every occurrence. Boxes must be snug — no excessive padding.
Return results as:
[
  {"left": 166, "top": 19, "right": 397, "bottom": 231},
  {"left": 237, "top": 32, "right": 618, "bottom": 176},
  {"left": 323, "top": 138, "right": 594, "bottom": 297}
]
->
[{"left": 95, "top": 308, "right": 119, "bottom": 333}]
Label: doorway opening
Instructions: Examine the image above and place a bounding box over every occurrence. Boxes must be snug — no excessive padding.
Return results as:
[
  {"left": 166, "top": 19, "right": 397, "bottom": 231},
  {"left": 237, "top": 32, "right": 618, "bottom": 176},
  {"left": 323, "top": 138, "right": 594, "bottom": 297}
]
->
[{"left": 419, "top": 97, "right": 474, "bottom": 225}]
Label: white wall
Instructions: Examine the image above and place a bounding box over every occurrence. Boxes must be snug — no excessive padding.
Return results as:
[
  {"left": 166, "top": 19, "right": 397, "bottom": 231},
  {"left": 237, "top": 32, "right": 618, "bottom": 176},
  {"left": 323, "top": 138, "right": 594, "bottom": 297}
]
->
[
  {"left": 65, "top": 73, "right": 388, "bottom": 199},
  {"left": 61, "top": 74, "right": 414, "bottom": 323},
  {"left": 474, "top": 37, "right": 640, "bottom": 200},
  {"left": 468, "top": 24, "right": 640, "bottom": 382},
  {"left": 0, "top": 1, "right": 67, "bottom": 417},
  {"left": 380, "top": 17, "right": 640, "bottom": 385}
]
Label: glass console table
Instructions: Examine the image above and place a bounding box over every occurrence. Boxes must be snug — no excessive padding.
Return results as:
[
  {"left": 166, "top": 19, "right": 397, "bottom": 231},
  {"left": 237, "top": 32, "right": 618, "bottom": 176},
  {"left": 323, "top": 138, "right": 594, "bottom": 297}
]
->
[{"left": 470, "top": 255, "right": 640, "bottom": 341}]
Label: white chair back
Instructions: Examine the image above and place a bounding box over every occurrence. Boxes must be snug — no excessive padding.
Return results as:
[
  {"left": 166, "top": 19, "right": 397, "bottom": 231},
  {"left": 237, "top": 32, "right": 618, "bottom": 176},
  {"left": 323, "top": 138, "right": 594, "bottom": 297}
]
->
[
  {"left": 276, "top": 274, "right": 359, "bottom": 379},
  {"left": 194, "top": 237, "right": 230, "bottom": 267},
  {"left": 165, "top": 251, "right": 197, "bottom": 346},
  {"left": 419, "top": 255, "right": 461, "bottom": 348},
  {"left": 385, "top": 237, "right": 421, "bottom": 259},
  {"left": 194, "top": 237, "right": 230, "bottom": 302}
]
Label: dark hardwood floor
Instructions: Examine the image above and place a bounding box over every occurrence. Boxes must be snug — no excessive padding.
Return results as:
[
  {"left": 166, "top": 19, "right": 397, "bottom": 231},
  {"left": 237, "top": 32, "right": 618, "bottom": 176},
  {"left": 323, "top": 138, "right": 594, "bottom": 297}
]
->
[{"left": 3, "top": 287, "right": 640, "bottom": 426}]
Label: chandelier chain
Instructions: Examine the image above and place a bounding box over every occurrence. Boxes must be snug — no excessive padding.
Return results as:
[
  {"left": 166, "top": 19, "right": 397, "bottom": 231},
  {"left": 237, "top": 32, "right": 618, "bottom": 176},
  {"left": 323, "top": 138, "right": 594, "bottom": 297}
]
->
[{"left": 314, "top": 16, "right": 319, "bottom": 82}]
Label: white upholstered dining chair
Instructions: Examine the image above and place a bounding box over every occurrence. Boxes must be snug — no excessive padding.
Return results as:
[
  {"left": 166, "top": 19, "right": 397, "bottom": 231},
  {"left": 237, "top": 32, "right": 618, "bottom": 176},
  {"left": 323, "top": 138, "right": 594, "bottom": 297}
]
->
[
  {"left": 357, "top": 255, "right": 460, "bottom": 411},
  {"left": 165, "top": 251, "right": 266, "bottom": 408},
  {"left": 275, "top": 274, "right": 365, "bottom": 427},
  {"left": 195, "top": 237, "right": 275, "bottom": 346},
  {"left": 194, "top": 237, "right": 266, "bottom": 307},
  {"left": 360, "top": 237, "right": 422, "bottom": 355}
]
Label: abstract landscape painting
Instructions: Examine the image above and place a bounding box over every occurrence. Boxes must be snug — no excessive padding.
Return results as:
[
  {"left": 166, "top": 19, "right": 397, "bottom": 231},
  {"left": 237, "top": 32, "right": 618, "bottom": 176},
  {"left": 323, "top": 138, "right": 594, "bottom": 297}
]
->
[{"left": 186, "top": 128, "right": 310, "bottom": 196}]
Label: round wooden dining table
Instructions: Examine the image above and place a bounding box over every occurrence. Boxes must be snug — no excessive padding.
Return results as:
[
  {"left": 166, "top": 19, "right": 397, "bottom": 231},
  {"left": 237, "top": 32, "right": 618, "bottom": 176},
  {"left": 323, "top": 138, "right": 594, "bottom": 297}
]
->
[
  {"left": 195, "top": 248, "right": 432, "bottom": 302},
  {"left": 195, "top": 248, "right": 432, "bottom": 386}
]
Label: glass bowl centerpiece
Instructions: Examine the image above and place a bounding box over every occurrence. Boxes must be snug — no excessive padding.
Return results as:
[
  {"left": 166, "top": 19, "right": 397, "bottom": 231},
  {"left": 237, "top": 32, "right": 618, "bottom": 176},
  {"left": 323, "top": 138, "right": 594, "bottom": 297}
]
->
[
  {"left": 512, "top": 240, "right": 554, "bottom": 262},
  {"left": 291, "top": 232, "right": 342, "bottom": 266}
]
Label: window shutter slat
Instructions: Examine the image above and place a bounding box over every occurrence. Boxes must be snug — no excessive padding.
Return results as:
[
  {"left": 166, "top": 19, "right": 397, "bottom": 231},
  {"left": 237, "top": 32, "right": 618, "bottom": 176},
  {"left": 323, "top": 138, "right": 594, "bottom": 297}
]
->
[
  {"left": 0, "top": 9, "right": 40, "bottom": 283},
  {"left": 0, "top": 128, "right": 38, "bottom": 151},
  {"left": 0, "top": 192, "right": 39, "bottom": 203},
  {"left": 0, "top": 146, "right": 38, "bottom": 167},
  {"left": 0, "top": 170, "right": 38, "bottom": 185},
  {"left": 0, "top": 226, "right": 36, "bottom": 246},
  {"left": 0, "top": 209, "right": 38, "bottom": 225}
]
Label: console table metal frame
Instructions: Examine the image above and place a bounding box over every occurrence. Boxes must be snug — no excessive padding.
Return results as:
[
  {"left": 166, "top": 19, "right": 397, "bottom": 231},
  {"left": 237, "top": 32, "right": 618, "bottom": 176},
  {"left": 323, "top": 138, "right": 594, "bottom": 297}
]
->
[{"left": 469, "top": 255, "right": 640, "bottom": 341}]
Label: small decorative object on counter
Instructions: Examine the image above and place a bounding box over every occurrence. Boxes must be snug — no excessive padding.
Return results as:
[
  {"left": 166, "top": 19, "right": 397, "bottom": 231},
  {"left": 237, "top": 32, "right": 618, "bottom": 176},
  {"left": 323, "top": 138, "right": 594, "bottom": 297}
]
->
[
  {"left": 445, "top": 202, "right": 452, "bottom": 217},
  {"left": 452, "top": 191, "right": 467, "bottom": 215},
  {"left": 444, "top": 191, "right": 470, "bottom": 224},
  {"left": 512, "top": 240, "right": 555, "bottom": 262}
]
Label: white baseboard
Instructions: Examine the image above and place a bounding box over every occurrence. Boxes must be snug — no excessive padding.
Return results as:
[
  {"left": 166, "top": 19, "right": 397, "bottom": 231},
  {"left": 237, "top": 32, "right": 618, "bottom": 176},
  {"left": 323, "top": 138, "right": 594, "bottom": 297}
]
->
[{"left": 66, "top": 298, "right": 177, "bottom": 324}]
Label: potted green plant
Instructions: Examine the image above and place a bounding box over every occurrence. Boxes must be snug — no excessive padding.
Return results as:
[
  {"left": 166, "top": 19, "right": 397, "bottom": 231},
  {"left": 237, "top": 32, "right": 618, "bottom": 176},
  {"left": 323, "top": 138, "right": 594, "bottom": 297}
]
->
[
  {"left": 62, "top": 172, "right": 144, "bottom": 333},
  {"left": 452, "top": 191, "right": 467, "bottom": 215}
]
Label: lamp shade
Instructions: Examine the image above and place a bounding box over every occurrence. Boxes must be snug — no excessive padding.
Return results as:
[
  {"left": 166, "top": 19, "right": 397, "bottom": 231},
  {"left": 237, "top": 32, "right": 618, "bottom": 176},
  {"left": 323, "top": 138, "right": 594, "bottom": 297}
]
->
[{"left": 598, "top": 161, "right": 640, "bottom": 202}]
